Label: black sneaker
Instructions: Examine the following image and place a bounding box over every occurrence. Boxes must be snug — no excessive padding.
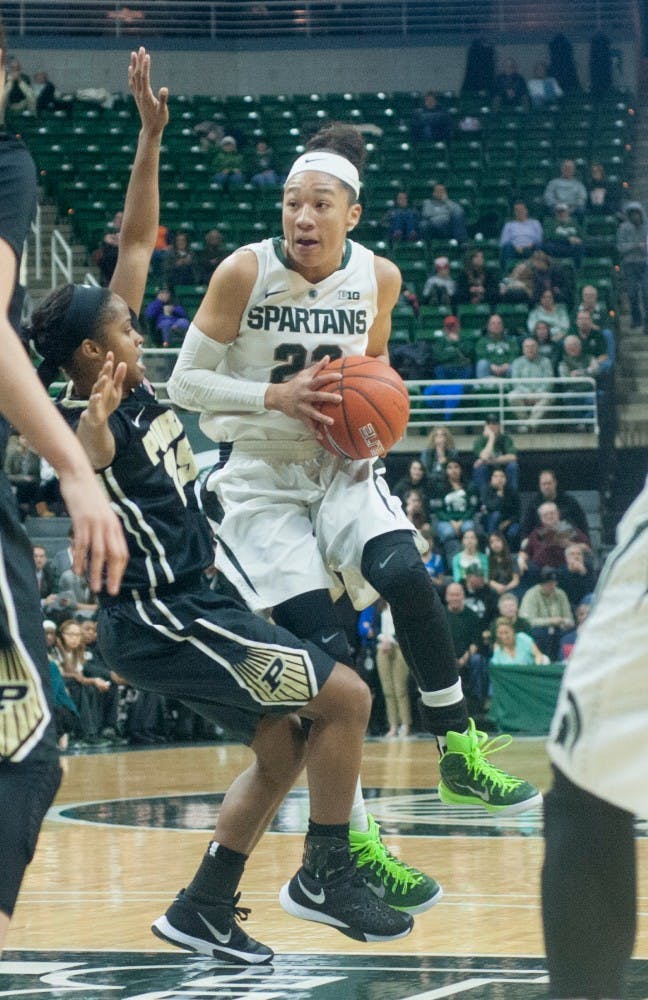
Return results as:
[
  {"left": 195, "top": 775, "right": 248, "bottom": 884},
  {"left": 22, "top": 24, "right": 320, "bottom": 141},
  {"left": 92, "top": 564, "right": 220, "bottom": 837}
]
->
[
  {"left": 279, "top": 837, "right": 413, "bottom": 942},
  {"left": 151, "top": 889, "right": 273, "bottom": 964}
]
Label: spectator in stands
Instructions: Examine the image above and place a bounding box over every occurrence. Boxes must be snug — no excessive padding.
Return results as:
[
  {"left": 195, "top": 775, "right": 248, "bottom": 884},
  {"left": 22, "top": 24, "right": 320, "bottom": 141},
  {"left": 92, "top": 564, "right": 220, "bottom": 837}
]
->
[
  {"left": 53, "top": 619, "right": 107, "bottom": 746},
  {"left": 461, "top": 563, "right": 499, "bottom": 637},
  {"left": 145, "top": 287, "right": 190, "bottom": 347},
  {"left": 422, "top": 255, "right": 456, "bottom": 308},
  {"left": 491, "top": 618, "right": 549, "bottom": 666},
  {"left": 557, "top": 542, "right": 597, "bottom": 612},
  {"left": 498, "top": 261, "right": 534, "bottom": 305},
  {"left": 248, "top": 138, "right": 279, "bottom": 186},
  {"left": 2, "top": 57, "right": 35, "bottom": 114},
  {"left": 435, "top": 458, "right": 480, "bottom": 564},
  {"left": 79, "top": 619, "right": 123, "bottom": 742},
  {"left": 420, "top": 183, "right": 467, "bottom": 244},
  {"left": 527, "top": 60, "right": 563, "bottom": 108},
  {"left": 574, "top": 308, "right": 610, "bottom": 373},
  {"left": 543, "top": 160, "right": 587, "bottom": 220},
  {"left": 578, "top": 283, "right": 607, "bottom": 329},
  {"left": 33, "top": 544, "right": 57, "bottom": 605},
  {"left": 471, "top": 413, "right": 519, "bottom": 501},
  {"left": 519, "top": 566, "right": 574, "bottom": 661},
  {"left": 409, "top": 91, "right": 452, "bottom": 145},
  {"left": 392, "top": 458, "right": 434, "bottom": 515},
  {"left": 385, "top": 190, "right": 420, "bottom": 244},
  {"left": 197, "top": 228, "right": 228, "bottom": 283},
  {"left": 402, "top": 488, "right": 431, "bottom": 534},
  {"left": 456, "top": 248, "right": 499, "bottom": 306},
  {"left": 557, "top": 334, "right": 598, "bottom": 427},
  {"left": 499, "top": 199, "right": 543, "bottom": 267},
  {"left": 518, "top": 500, "right": 590, "bottom": 584},
  {"left": 150, "top": 223, "right": 172, "bottom": 278},
  {"left": 616, "top": 201, "right": 648, "bottom": 330},
  {"left": 474, "top": 313, "right": 519, "bottom": 380},
  {"left": 32, "top": 70, "right": 73, "bottom": 117},
  {"left": 163, "top": 231, "right": 199, "bottom": 289},
  {"left": 542, "top": 203, "right": 584, "bottom": 268},
  {"left": 452, "top": 526, "right": 488, "bottom": 583},
  {"left": 420, "top": 425, "right": 459, "bottom": 510},
  {"left": 527, "top": 288, "right": 571, "bottom": 343},
  {"left": 493, "top": 58, "right": 529, "bottom": 110},
  {"left": 443, "top": 581, "right": 488, "bottom": 715},
  {"left": 425, "top": 315, "right": 474, "bottom": 420},
  {"left": 557, "top": 598, "right": 591, "bottom": 660},
  {"left": 58, "top": 565, "right": 98, "bottom": 619},
  {"left": 531, "top": 319, "right": 561, "bottom": 372},
  {"left": 586, "top": 162, "right": 618, "bottom": 215},
  {"left": 486, "top": 531, "right": 520, "bottom": 596},
  {"left": 51, "top": 527, "right": 74, "bottom": 586},
  {"left": 486, "top": 593, "right": 532, "bottom": 651},
  {"left": 483, "top": 469, "right": 520, "bottom": 550},
  {"left": 508, "top": 336, "right": 554, "bottom": 431},
  {"left": 211, "top": 134, "right": 245, "bottom": 188},
  {"left": 528, "top": 249, "right": 573, "bottom": 307},
  {"left": 419, "top": 527, "right": 446, "bottom": 587},
  {"left": 520, "top": 468, "right": 589, "bottom": 539},
  {"left": 3, "top": 431, "right": 42, "bottom": 519},
  {"left": 94, "top": 212, "right": 122, "bottom": 287},
  {"left": 373, "top": 599, "right": 413, "bottom": 739}
]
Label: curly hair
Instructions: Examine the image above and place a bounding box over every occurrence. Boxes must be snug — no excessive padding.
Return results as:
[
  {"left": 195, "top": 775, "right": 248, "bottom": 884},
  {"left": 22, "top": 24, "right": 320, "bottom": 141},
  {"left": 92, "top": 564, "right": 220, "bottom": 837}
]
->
[{"left": 305, "top": 122, "right": 367, "bottom": 176}]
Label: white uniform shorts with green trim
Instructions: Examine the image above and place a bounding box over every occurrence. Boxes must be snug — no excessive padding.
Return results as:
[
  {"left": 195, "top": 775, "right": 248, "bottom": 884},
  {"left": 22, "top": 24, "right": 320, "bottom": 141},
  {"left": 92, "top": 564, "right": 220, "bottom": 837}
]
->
[
  {"left": 205, "top": 441, "right": 413, "bottom": 613},
  {"left": 548, "top": 476, "right": 648, "bottom": 820}
]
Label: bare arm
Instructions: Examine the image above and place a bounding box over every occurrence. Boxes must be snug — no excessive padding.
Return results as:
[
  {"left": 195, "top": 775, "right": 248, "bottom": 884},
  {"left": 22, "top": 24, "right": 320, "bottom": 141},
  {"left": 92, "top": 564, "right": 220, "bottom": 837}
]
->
[
  {"left": 110, "top": 47, "right": 169, "bottom": 316},
  {"left": 0, "top": 244, "right": 127, "bottom": 594},
  {"left": 366, "top": 255, "right": 402, "bottom": 362}
]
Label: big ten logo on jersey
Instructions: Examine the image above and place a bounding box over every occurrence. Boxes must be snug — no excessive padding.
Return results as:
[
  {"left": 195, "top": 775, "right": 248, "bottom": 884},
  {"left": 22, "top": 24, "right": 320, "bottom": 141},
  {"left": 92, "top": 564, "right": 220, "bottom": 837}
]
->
[
  {"left": 247, "top": 304, "right": 367, "bottom": 335},
  {"left": 338, "top": 289, "right": 360, "bottom": 300},
  {"left": 141, "top": 410, "right": 198, "bottom": 504}
]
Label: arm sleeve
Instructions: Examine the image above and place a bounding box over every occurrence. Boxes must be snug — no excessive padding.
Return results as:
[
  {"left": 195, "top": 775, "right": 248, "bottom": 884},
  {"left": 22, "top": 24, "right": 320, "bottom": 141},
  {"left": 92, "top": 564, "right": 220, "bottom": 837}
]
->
[{"left": 167, "top": 323, "right": 269, "bottom": 413}]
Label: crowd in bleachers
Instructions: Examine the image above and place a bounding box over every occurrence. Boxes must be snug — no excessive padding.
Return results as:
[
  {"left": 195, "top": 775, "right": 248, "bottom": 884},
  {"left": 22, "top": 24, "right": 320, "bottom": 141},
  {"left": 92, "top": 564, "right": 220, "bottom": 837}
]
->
[{"left": 360, "top": 458, "right": 600, "bottom": 734}]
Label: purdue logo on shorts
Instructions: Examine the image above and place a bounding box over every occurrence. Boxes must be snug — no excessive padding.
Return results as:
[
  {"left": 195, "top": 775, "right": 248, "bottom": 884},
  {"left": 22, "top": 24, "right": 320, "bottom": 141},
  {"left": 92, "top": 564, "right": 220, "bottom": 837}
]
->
[
  {"left": 233, "top": 647, "right": 317, "bottom": 705},
  {"left": 0, "top": 642, "right": 49, "bottom": 761}
]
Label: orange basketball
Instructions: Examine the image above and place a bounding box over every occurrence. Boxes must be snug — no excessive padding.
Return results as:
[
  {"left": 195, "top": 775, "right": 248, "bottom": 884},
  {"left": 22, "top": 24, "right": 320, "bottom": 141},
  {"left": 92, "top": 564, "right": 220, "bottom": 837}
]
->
[{"left": 318, "top": 356, "right": 410, "bottom": 460}]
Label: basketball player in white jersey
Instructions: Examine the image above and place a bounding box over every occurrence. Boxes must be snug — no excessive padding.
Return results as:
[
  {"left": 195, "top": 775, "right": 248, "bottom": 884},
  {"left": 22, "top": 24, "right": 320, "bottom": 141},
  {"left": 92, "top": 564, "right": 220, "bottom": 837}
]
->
[
  {"left": 543, "top": 474, "right": 648, "bottom": 998},
  {"left": 168, "top": 123, "right": 541, "bottom": 919}
]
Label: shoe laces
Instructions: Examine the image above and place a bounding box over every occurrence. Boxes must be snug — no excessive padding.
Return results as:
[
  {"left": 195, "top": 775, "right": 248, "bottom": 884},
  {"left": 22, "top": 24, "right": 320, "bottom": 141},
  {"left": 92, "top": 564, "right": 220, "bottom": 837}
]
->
[
  {"left": 350, "top": 826, "right": 423, "bottom": 892},
  {"left": 232, "top": 891, "right": 250, "bottom": 925},
  {"left": 465, "top": 726, "right": 523, "bottom": 793}
]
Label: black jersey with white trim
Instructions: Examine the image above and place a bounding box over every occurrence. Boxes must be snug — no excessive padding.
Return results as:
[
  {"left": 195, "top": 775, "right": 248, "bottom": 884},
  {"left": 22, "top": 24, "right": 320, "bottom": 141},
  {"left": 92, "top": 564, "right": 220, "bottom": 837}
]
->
[{"left": 58, "top": 383, "right": 214, "bottom": 597}]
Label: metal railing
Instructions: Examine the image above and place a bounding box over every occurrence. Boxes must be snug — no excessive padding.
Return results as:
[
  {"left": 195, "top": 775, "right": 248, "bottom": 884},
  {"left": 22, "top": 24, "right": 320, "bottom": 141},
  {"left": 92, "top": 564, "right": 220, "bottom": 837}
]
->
[
  {"left": 49, "top": 360, "right": 599, "bottom": 438},
  {"left": 1, "top": 0, "right": 637, "bottom": 40},
  {"left": 50, "top": 228, "right": 73, "bottom": 287}
]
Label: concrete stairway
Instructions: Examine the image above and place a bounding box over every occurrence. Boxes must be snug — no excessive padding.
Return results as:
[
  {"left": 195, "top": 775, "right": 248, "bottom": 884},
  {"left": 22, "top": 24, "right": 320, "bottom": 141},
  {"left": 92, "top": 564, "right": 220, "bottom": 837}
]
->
[{"left": 25, "top": 197, "right": 98, "bottom": 309}]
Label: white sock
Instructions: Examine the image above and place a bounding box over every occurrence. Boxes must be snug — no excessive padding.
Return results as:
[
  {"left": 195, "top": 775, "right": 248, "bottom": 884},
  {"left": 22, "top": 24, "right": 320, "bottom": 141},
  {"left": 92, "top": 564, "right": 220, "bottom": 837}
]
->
[{"left": 349, "top": 777, "right": 369, "bottom": 833}]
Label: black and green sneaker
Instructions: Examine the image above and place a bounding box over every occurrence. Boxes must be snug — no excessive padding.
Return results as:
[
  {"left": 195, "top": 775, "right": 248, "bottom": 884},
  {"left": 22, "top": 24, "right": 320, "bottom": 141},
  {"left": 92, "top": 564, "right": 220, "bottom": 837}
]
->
[
  {"left": 439, "top": 720, "right": 543, "bottom": 815},
  {"left": 349, "top": 814, "right": 442, "bottom": 914}
]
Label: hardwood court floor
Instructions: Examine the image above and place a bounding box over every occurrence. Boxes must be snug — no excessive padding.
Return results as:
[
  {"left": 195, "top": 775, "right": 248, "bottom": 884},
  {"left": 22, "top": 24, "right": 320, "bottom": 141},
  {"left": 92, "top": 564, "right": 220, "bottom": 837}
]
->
[{"left": 5, "top": 736, "right": 648, "bottom": 998}]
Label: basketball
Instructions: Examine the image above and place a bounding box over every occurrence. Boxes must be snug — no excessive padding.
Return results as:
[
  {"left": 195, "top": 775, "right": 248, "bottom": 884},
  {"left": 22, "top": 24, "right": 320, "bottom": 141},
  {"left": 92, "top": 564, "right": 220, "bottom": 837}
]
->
[{"left": 318, "top": 356, "right": 410, "bottom": 460}]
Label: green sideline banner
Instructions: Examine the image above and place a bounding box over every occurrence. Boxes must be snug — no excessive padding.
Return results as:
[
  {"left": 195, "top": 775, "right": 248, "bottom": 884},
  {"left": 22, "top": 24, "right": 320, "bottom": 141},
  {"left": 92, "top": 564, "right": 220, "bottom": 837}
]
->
[{"left": 489, "top": 661, "right": 565, "bottom": 735}]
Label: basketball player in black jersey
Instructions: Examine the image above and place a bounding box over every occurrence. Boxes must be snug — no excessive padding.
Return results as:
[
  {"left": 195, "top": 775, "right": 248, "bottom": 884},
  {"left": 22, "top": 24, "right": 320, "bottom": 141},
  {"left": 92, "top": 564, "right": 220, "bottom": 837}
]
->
[
  {"left": 29, "top": 51, "right": 415, "bottom": 960},
  {"left": 0, "top": 24, "right": 127, "bottom": 952}
]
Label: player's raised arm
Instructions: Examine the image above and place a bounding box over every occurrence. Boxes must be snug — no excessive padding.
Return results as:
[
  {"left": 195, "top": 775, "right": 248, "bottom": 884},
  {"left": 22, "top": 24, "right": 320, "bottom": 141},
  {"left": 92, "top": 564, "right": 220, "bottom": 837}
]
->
[{"left": 110, "top": 46, "right": 169, "bottom": 317}]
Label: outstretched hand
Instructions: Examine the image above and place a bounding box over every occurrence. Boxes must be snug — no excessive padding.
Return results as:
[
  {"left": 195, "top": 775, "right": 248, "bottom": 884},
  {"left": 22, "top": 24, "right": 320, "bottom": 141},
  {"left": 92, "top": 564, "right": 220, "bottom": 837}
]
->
[
  {"left": 82, "top": 353, "right": 127, "bottom": 428},
  {"left": 129, "top": 45, "right": 169, "bottom": 136}
]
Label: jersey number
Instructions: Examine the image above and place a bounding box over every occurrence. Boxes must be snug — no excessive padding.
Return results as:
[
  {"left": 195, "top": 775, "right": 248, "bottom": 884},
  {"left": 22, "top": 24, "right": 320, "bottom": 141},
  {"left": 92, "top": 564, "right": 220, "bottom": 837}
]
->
[{"left": 270, "top": 344, "right": 342, "bottom": 384}]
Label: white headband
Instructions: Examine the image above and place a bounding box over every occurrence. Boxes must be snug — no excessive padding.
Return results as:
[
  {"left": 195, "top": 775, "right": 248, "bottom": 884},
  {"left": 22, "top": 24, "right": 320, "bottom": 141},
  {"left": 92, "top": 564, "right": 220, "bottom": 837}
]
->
[{"left": 285, "top": 151, "right": 361, "bottom": 199}]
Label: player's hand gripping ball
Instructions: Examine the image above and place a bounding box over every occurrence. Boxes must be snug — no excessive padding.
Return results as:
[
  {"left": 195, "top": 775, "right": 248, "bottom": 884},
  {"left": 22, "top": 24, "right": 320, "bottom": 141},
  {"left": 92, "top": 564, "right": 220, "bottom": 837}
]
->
[{"left": 318, "top": 356, "right": 410, "bottom": 460}]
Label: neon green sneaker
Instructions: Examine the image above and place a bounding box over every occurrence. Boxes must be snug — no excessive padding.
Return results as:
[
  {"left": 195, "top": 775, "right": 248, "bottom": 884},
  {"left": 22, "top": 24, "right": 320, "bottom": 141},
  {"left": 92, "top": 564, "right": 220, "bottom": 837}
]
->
[
  {"left": 349, "top": 814, "right": 442, "bottom": 914},
  {"left": 438, "top": 720, "right": 543, "bottom": 815}
]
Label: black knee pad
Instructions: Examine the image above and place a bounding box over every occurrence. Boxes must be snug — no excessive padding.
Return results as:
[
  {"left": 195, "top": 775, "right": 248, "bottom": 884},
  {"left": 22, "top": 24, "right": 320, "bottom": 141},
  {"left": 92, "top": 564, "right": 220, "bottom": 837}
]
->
[
  {"left": 361, "top": 530, "right": 426, "bottom": 600},
  {"left": 0, "top": 759, "right": 62, "bottom": 917},
  {"left": 273, "top": 590, "right": 353, "bottom": 665}
]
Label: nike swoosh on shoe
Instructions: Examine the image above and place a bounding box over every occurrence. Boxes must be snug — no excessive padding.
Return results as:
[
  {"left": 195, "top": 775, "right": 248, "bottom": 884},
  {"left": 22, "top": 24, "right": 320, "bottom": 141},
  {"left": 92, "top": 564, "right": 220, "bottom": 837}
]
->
[
  {"left": 197, "top": 912, "right": 232, "bottom": 944},
  {"left": 297, "top": 876, "right": 326, "bottom": 905}
]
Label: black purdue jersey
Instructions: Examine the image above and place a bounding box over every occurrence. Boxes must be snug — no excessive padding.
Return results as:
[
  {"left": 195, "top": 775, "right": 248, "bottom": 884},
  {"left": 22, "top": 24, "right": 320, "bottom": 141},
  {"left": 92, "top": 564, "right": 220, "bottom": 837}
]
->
[{"left": 58, "top": 383, "right": 214, "bottom": 596}]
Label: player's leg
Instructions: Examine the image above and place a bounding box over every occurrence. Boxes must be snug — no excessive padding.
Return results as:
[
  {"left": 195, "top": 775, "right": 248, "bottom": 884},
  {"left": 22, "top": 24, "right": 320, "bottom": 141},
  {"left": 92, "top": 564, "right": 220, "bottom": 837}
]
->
[
  {"left": 274, "top": 588, "right": 442, "bottom": 914},
  {"left": 543, "top": 765, "right": 636, "bottom": 998},
  {"left": 361, "top": 529, "right": 541, "bottom": 814},
  {"left": 153, "top": 711, "right": 307, "bottom": 965}
]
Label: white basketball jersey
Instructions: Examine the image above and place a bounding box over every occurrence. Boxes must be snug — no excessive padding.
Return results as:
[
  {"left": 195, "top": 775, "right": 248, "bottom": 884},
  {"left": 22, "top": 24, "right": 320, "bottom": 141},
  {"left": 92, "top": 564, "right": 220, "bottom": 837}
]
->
[{"left": 199, "top": 236, "right": 378, "bottom": 443}]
